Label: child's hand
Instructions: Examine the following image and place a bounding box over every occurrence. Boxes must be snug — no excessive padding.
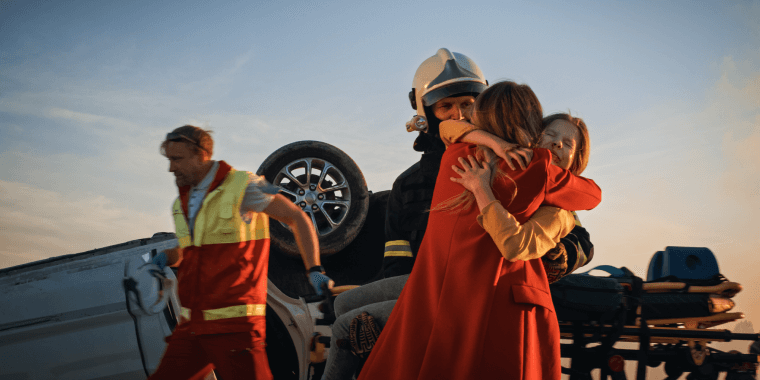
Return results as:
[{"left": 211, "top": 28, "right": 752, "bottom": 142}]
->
[
  {"left": 450, "top": 155, "right": 491, "bottom": 194},
  {"left": 490, "top": 141, "right": 533, "bottom": 170}
]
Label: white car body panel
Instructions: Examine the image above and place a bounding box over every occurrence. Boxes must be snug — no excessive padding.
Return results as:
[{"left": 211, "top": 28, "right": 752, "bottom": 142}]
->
[{"left": 0, "top": 234, "right": 314, "bottom": 380}]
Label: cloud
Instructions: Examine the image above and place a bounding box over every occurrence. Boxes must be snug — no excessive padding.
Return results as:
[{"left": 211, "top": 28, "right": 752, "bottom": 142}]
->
[
  {"left": 176, "top": 50, "right": 255, "bottom": 99},
  {"left": 0, "top": 141, "right": 179, "bottom": 231},
  {"left": 45, "top": 107, "right": 139, "bottom": 132},
  {"left": 0, "top": 180, "right": 172, "bottom": 269}
]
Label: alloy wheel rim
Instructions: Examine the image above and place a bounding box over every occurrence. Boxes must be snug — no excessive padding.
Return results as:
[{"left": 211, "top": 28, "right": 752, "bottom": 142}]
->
[{"left": 273, "top": 157, "right": 351, "bottom": 236}]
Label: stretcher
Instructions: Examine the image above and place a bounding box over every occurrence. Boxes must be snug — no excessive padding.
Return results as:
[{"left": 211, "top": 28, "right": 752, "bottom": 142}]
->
[
  {"left": 312, "top": 249, "right": 759, "bottom": 380},
  {"left": 554, "top": 265, "right": 759, "bottom": 380}
]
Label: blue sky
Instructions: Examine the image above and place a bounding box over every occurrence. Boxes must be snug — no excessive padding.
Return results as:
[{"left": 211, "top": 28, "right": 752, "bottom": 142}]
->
[{"left": 2, "top": 0, "right": 759, "bottom": 337}]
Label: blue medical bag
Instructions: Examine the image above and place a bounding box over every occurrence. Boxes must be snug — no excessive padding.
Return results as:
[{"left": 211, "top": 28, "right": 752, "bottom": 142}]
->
[{"left": 646, "top": 246, "right": 720, "bottom": 281}]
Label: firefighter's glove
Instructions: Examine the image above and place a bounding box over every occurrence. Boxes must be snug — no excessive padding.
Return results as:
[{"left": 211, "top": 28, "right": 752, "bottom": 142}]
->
[
  {"left": 151, "top": 251, "right": 168, "bottom": 271},
  {"left": 348, "top": 312, "right": 381, "bottom": 359},
  {"left": 542, "top": 244, "right": 568, "bottom": 284},
  {"left": 309, "top": 271, "right": 333, "bottom": 297}
]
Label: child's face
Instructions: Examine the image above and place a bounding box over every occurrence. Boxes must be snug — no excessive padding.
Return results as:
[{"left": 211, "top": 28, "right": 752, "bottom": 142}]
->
[
  {"left": 538, "top": 120, "right": 580, "bottom": 170},
  {"left": 431, "top": 95, "right": 475, "bottom": 121}
]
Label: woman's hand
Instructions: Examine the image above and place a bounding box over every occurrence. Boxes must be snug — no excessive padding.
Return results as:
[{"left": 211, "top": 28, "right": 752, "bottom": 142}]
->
[
  {"left": 489, "top": 140, "right": 533, "bottom": 171},
  {"left": 450, "top": 155, "right": 491, "bottom": 193}
]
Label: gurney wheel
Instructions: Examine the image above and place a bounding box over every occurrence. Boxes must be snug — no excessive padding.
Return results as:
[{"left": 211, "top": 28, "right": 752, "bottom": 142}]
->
[
  {"left": 686, "top": 363, "right": 718, "bottom": 380},
  {"left": 664, "top": 360, "right": 684, "bottom": 379},
  {"left": 688, "top": 340, "right": 709, "bottom": 366},
  {"left": 726, "top": 372, "right": 756, "bottom": 380}
]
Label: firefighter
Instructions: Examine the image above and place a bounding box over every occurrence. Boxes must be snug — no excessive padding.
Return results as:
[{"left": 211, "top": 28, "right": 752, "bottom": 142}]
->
[{"left": 382, "top": 48, "right": 489, "bottom": 277}]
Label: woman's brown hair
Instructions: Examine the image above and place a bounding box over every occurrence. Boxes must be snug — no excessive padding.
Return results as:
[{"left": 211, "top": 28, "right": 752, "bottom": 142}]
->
[
  {"left": 434, "top": 81, "right": 544, "bottom": 213},
  {"left": 470, "top": 81, "right": 543, "bottom": 149},
  {"left": 541, "top": 113, "right": 590, "bottom": 175}
]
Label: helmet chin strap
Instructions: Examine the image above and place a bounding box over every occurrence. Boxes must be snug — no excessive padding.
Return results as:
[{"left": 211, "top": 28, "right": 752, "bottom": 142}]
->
[
  {"left": 413, "top": 129, "right": 445, "bottom": 153},
  {"left": 409, "top": 104, "right": 445, "bottom": 153},
  {"left": 422, "top": 106, "right": 442, "bottom": 136}
]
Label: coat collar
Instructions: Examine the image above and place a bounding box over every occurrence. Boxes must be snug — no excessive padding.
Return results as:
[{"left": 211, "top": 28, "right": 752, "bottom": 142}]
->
[{"left": 177, "top": 160, "right": 233, "bottom": 217}]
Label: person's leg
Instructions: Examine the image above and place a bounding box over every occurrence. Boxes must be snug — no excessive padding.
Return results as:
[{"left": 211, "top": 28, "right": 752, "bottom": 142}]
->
[
  {"left": 334, "top": 274, "right": 409, "bottom": 317},
  {"left": 148, "top": 328, "right": 214, "bottom": 380},
  {"left": 322, "top": 300, "right": 397, "bottom": 380},
  {"left": 202, "top": 331, "right": 273, "bottom": 380}
]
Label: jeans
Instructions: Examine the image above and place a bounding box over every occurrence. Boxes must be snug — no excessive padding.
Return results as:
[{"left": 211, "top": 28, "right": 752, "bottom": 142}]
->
[{"left": 322, "top": 274, "right": 409, "bottom": 380}]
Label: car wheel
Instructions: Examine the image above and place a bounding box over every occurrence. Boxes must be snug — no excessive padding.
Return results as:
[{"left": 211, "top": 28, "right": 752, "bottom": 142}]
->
[{"left": 257, "top": 140, "right": 370, "bottom": 257}]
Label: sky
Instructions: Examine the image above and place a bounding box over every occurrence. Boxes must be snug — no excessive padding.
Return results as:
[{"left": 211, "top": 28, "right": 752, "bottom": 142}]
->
[{"left": 1, "top": 0, "right": 759, "bottom": 357}]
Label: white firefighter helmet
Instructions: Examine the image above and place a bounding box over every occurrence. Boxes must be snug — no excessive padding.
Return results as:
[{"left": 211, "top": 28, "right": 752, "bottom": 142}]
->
[{"left": 406, "top": 48, "right": 488, "bottom": 134}]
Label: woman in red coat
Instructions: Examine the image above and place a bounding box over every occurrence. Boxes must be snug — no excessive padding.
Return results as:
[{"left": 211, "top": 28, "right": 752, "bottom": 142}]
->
[{"left": 358, "top": 82, "right": 602, "bottom": 380}]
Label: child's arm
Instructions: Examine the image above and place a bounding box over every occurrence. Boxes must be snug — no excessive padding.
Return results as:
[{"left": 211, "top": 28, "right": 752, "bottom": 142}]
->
[
  {"left": 541, "top": 149, "right": 602, "bottom": 211},
  {"left": 439, "top": 119, "right": 478, "bottom": 146},
  {"left": 478, "top": 203, "right": 574, "bottom": 261},
  {"left": 440, "top": 120, "right": 533, "bottom": 170}
]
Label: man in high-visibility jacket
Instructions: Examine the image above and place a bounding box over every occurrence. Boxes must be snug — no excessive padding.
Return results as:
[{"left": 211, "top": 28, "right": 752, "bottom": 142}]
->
[{"left": 149, "top": 125, "right": 332, "bottom": 380}]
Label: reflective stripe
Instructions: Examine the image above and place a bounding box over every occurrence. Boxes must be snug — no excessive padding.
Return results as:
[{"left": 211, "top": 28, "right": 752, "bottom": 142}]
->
[
  {"left": 173, "top": 199, "right": 192, "bottom": 248},
  {"left": 250, "top": 213, "right": 270, "bottom": 241},
  {"left": 178, "top": 236, "right": 192, "bottom": 248},
  {"left": 578, "top": 250, "right": 589, "bottom": 267},
  {"left": 384, "top": 251, "right": 414, "bottom": 257},
  {"left": 202, "top": 304, "right": 266, "bottom": 321},
  {"left": 571, "top": 211, "right": 582, "bottom": 227},
  {"left": 180, "top": 304, "right": 266, "bottom": 321},
  {"left": 384, "top": 240, "right": 413, "bottom": 257}
]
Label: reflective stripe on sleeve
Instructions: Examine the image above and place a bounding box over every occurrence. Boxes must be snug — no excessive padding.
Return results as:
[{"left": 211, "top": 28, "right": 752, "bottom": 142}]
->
[
  {"left": 181, "top": 307, "right": 191, "bottom": 320},
  {"left": 253, "top": 214, "right": 269, "bottom": 240},
  {"left": 178, "top": 236, "right": 192, "bottom": 248},
  {"left": 173, "top": 198, "right": 193, "bottom": 247},
  {"left": 384, "top": 240, "right": 413, "bottom": 257},
  {"left": 202, "top": 304, "right": 266, "bottom": 321},
  {"left": 571, "top": 211, "right": 582, "bottom": 227}
]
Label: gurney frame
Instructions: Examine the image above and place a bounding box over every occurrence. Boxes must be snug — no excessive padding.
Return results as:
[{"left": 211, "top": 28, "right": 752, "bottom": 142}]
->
[{"left": 559, "top": 303, "right": 759, "bottom": 379}]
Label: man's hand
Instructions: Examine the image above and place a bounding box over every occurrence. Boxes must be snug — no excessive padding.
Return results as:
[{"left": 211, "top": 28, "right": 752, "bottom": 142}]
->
[
  {"left": 152, "top": 251, "right": 168, "bottom": 270},
  {"left": 542, "top": 244, "right": 568, "bottom": 284},
  {"left": 308, "top": 271, "right": 335, "bottom": 296},
  {"left": 154, "top": 247, "right": 183, "bottom": 268}
]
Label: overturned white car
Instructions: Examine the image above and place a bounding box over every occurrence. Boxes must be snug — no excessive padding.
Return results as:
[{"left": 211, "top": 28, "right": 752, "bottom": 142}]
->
[{"left": 0, "top": 140, "right": 384, "bottom": 380}]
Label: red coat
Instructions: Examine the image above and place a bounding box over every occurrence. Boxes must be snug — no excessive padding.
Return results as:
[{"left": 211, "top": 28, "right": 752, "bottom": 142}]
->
[{"left": 358, "top": 145, "right": 602, "bottom": 380}]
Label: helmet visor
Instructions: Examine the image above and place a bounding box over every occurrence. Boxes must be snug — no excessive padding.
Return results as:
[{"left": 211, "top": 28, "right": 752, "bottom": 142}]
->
[{"left": 421, "top": 81, "right": 487, "bottom": 107}]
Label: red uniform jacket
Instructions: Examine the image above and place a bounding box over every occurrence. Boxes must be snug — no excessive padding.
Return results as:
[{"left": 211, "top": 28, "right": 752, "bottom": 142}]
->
[
  {"left": 358, "top": 145, "right": 602, "bottom": 380},
  {"left": 175, "top": 161, "right": 270, "bottom": 336}
]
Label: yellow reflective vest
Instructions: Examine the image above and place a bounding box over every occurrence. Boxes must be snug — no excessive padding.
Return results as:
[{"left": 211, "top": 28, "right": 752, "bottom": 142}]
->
[{"left": 172, "top": 161, "right": 270, "bottom": 335}]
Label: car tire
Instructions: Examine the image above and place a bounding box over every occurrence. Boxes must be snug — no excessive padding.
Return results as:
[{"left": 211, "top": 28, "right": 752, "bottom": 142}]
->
[{"left": 257, "top": 140, "right": 370, "bottom": 257}]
